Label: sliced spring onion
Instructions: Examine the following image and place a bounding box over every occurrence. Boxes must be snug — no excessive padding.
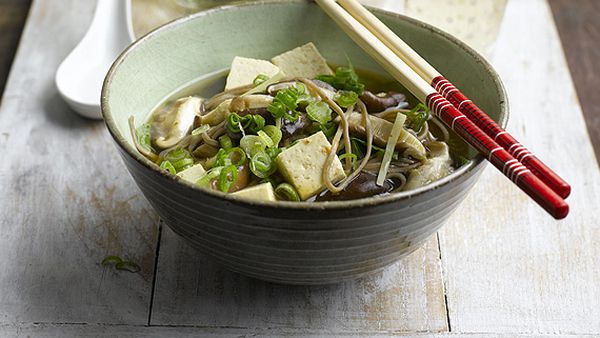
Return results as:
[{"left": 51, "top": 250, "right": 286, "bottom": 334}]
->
[
  {"left": 274, "top": 183, "right": 300, "bottom": 201},
  {"left": 338, "top": 153, "right": 358, "bottom": 169},
  {"left": 102, "top": 255, "right": 140, "bottom": 273},
  {"left": 266, "top": 83, "right": 310, "bottom": 122},
  {"left": 250, "top": 151, "right": 275, "bottom": 178},
  {"left": 164, "top": 147, "right": 194, "bottom": 172},
  {"left": 135, "top": 123, "right": 154, "bottom": 153},
  {"left": 249, "top": 115, "right": 266, "bottom": 133},
  {"left": 240, "top": 135, "right": 266, "bottom": 157},
  {"left": 262, "top": 125, "right": 282, "bottom": 147},
  {"left": 227, "top": 147, "right": 247, "bottom": 166},
  {"left": 257, "top": 130, "right": 275, "bottom": 148},
  {"left": 191, "top": 124, "right": 210, "bottom": 136},
  {"left": 377, "top": 113, "right": 407, "bottom": 186},
  {"left": 115, "top": 261, "right": 141, "bottom": 273},
  {"left": 253, "top": 74, "right": 269, "bottom": 86},
  {"left": 334, "top": 90, "right": 359, "bottom": 108},
  {"left": 306, "top": 101, "right": 332, "bottom": 125},
  {"left": 218, "top": 134, "right": 233, "bottom": 150},
  {"left": 101, "top": 255, "right": 123, "bottom": 266},
  {"left": 160, "top": 160, "right": 177, "bottom": 174},
  {"left": 197, "top": 167, "right": 222, "bottom": 188},
  {"left": 226, "top": 113, "right": 245, "bottom": 133},
  {"left": 218, "top": 165, "right": 238, "bottom": 192},
  {"left": 266, "top": 146, "right": 282, "bottom": 159}
]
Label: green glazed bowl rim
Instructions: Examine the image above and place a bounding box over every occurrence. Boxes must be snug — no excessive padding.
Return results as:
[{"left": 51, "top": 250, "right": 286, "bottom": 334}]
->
[{"left": 101, "top": 0, "right": 508, "bottom": 211}]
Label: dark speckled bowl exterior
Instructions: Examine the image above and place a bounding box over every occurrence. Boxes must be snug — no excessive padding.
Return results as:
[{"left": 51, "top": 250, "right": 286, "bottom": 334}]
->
[{"left": 102, "top": 0, "right": 507, "bottom": 285}]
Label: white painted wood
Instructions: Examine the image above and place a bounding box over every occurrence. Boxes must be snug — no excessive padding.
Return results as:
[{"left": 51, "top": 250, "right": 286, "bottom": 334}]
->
[
  {"left": 0, "top": 0, "right": 159, "bottom": 324},
  {"left": 1, "top": 323, "right": 598, "bottom": 338},
  {"left": 151, "top": 225, "right": 448, "bottom": 333},
  {"left": 438, "top": 0, "right": 600, "bottom": 334}
]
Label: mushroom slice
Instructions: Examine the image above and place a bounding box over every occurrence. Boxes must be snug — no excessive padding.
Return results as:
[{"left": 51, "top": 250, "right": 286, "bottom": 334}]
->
[
  {"left": 267, "top": 81, "right": 298, "bottom": 95},
  {"left": 202, "top": 99, "right": 232, "bottom": 126},
  {"left": 155, "top": 97, "right": 202, "bottom": 149},
  {"left": 360, "top": 91, "right": 407, "bottom": 113},
  {"left": 229, "top": 94, "right": 273, "bottom": 112},
  {"left": 403, "top": 141, "right": 452, "bottom": 190},
  {"left": 346, "top": 112, "right": 426, "bottom": 159}
]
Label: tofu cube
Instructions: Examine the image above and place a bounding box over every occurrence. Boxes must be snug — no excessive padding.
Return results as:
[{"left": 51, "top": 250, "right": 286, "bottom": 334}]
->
[
  {"left": 231, "top": 182, "right": 276, "bottom": 202},
  {"left": 275, "top": 131, "right": 346, "bottom": 200},
  {"left": 177, "top": 163, "right": 206, "bottom": 184},
  {"left": 271, "top": 42, "right": 333, "bottom": 79},
  {"left": 225, "top": 57, "right": 280, "bottom": 91}
]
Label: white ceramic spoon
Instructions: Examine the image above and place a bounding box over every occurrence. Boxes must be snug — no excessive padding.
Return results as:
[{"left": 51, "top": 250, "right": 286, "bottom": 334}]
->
[{"left": 55, "top": 0, "right": 135, "bottom": 120}]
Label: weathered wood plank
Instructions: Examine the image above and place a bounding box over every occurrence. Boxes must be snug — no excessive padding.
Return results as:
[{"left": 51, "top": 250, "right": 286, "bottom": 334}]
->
[
  {"left": 0, "top": 0, "right": 31, "bottom": 100},
  {"left": 1, "top": 322, "right": 599, "bottom": 338},
  {"left": 549, "top": 0, "right": 600, "bottom": 163},
  {"left": 438, "top": 0, "right": 600, "bottom": 334},
  {"left": 0, "top": 0, "right": 159, "bottom": 324},
  {"left": 150, "top": 225, "right": 448, "bottom": 333}
]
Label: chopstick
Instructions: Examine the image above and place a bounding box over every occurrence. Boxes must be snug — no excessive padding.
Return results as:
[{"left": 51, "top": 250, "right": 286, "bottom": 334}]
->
[
  {"left": 335, "top": 0, "right": 571, "bottom": 199},
  {"left": 315, "top": 0, "right": 569, "bottom": 219}
]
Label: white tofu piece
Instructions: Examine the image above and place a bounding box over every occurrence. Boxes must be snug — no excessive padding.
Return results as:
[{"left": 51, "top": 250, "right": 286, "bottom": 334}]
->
[
  {"left": 275, "top": 131, "right": 346, "bottom": 200},
  {"left": 177, "top": 163, "right": 206, "bottom": 184},
  {"left": 271, "top": 42, "right": 333, "bottom": 79},
  {"left": 231, "top": 182, "right": 276, "bottom": 201},
  {"left": 225, "top": 57, "right": 280, "bottom": 91}
]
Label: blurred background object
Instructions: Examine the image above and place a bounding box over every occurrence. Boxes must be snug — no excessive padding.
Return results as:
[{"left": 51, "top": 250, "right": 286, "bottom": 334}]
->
[{"left": 132, "top": 0, "right": 507, "bottom": 56}]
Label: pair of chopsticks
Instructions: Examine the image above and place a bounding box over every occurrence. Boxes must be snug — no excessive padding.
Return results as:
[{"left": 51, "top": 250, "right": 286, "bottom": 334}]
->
[{"left": 315, "top": 0, "right": 570, "bottom": 219}]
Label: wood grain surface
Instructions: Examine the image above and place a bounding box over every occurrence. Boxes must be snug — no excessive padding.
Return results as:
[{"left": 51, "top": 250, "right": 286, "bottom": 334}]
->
[
  {"left": 549, "top": 0, "right": 600, "bottom": 164},
  {"left": 150, "top": 225, "right": 448, "bottom": 332},
  {"left": 0, "top": 0, "right": 159, "bottom": 324},
  {"left": 438, "top": 0, "right": 600, "bottom": 334},
  {"left": 0, "top": 0, "right": 598, "bottom": 336},
  {"left": 0, "top": 0, "right": 31, "bottom": 99}
]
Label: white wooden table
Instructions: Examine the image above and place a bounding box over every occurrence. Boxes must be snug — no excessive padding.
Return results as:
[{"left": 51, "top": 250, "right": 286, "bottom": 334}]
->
[{"left": 0, "top": 0, "right": 598, "bottom": 336}]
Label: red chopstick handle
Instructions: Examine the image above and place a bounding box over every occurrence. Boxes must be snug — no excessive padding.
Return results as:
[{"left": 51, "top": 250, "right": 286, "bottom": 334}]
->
[
  {"left": 432, "top": 76, "right": 571, "bottom": 199},
  {"left": 426, "top": 93, "right": 569, "bottom": 219}
]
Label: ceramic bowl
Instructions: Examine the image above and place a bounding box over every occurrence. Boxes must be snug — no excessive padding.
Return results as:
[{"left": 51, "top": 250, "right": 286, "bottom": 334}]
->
[{"left": 102, "top": 0, "right": 507, "bottom": 285}]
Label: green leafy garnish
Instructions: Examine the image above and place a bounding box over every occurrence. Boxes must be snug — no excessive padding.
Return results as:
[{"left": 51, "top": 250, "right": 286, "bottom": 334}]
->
[
  {"left": 306, "top": 101, "right": 333, "bottom": 125},
  {"left": 334, "top": 90, "right": 359, "bottom": 108},
  {"left": 135, "top": 123, "right": 154, "bottom": 153},
  {"left": 253, "top": 74, "right": 269, "bottom": 86},
  {"left": 320, "top": 121, "right": 337, "bottom": 139},
  {"left": 404, "top": 103, "right": 431, "bottom": 131},
  {"left": 267, "top": 83, "right": 312, "bottom": 122},
  {"left": 316, "top": 64, "right": 364, "bottom": 94},
  {"left": 274, "top": 183, "right": 300, "bottom": 201}
]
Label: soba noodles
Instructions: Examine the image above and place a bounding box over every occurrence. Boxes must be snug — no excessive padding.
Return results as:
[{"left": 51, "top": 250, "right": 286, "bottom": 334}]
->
[{"left": 130, "top": 43, "right": 456, "bottom": 202}]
